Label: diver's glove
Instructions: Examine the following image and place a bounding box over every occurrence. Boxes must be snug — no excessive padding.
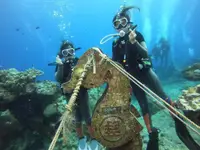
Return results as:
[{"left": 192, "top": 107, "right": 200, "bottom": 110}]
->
[
  {"left": 56, "top": 55, "right": 63, "bottom": 65},
  {"left": 128, "top": 29, "right": 137, "bottom": 44}
]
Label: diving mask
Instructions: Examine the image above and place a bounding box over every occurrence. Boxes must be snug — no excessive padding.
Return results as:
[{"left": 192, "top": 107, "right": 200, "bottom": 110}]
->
[
  {"left": 113, "top": 17, "right": 129, "bottom": 30},
  {"left": 61, "top": 48, "right": 75, "bottom": 57}
]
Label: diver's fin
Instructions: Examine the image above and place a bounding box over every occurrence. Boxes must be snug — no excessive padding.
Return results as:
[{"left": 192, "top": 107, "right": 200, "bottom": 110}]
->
[
  {"left": 174, "top": 117, "right": 200, "bottom": 150},
  {"left": 78, "top": 137, "right": 88, "bottom": 150},
  {"left": 88, "top": 139, "right": 100, "bottom": 150},
  {"left": 146, "top": 128, "right": 159, "bottom": 150}
]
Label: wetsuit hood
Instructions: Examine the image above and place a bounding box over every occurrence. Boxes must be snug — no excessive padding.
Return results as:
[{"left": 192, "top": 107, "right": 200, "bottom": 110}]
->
[{"left": 112, "top": 6, "right": 140, "bottom": 24}]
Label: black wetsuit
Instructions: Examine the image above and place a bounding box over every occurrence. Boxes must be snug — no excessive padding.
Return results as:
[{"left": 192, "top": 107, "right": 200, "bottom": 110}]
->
[
  {"left": 160, "top": 41, "right": 170, "bottom": 67},
  {"left": 55, "top": 58, "right": 91, "bottom": 126},
  {"left": 112, "top": 30, "right": 169, "bottom": 116},
  {"left": 152, "top": 46, "right": 160, "bottom": 61}
]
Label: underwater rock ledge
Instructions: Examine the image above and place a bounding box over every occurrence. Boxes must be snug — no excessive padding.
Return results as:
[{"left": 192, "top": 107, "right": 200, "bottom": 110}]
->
[{"left": 182, "top": 63, "right": 200, "bottom": 81}]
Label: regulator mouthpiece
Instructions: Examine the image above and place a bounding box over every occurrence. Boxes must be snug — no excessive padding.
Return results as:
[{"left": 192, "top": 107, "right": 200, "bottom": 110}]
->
[{"left": 119, "top": 30, "right": 126, "bottom": 37}]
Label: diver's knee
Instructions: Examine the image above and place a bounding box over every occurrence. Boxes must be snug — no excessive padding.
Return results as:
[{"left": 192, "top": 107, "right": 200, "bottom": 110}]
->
[
  {"left": 76, "top": 121, "right": 82, "bottom": 128},
  {"left": 85, "top": 117, "right": 92, "bottom": 126}
]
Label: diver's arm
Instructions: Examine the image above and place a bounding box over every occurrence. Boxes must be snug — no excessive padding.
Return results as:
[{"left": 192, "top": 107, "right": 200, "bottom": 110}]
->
[
  {"left": 129, "top": 30, "right": 148, "bottom": 58},
  {"left": 140, "top": 41, "right": 148, "bottom": 49},
  {"left": 129, "top": 40, "right": 148, "bottom": 58},
  {"left": 136, "top": 40, "right": 148, "bottom": 57},
  {"left": 112, "top": 41, "right": 118, "bottom": 61},
  {"left": 55, "top": 65, "right": 64, "bottom": 82}
]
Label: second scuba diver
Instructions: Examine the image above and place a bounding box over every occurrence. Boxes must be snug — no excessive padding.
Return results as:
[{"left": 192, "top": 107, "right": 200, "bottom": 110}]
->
[{"left": 54, "top": 40, "right": 100, "bottom": 150}]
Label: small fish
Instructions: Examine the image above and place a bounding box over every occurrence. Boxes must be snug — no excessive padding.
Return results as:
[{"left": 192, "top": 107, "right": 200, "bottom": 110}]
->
[
  {"left": 16, "top": 28, "right": 20, "bottom": 31},
  {"left": 36, "top": 26, "right": 40, "bottom": 29}
]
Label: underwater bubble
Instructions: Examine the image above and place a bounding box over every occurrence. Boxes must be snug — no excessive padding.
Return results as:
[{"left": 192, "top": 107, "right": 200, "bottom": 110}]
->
[
  {"left": 53, "top": 10, "right": 59, "bottom": 17},
  {"left": 58, "top": 23, "right": 66, "bottom": 31}
]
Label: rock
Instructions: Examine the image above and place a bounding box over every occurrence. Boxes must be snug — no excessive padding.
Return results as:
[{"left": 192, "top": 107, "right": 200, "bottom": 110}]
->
[
  {"left": 182, "top": 63, "right": 200, "bottom": 80},
  {"left": 185, "top": 93, "right": 200, "bottom": 100},
  {"left": 177, "top": 84, "right": 200, "bottom": 125},
  {"left": 182, "top": 90, "right": 187, "bottom": 95},
  {"left": 196, "top": 84, "right": 200, "bottom": 93},
  {"left": 0, "top": 87, "right": 16, "bottom": 102},
  {"left": 43, "top": 103, "right": 58, "bottom": 117},
  {"left": 193, "top": 69, "right": 200, "bottom": 74},
  {"left": 0, "top": 110, "right": 22, "bottom": 136},
  {"left": 36, "top": 80, "right": 59, "bottom": 96},
  {"left": 25, "top": 83, "right": 36, "bottom": 94}
]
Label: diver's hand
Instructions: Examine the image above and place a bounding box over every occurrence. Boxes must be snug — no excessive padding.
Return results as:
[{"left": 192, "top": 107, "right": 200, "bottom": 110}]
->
[
  {"left": 129, "top": 29, "right": 137, "bottom": 44},
  {"left": 56, "top": 55, "right": 63, "bottom": 65}
]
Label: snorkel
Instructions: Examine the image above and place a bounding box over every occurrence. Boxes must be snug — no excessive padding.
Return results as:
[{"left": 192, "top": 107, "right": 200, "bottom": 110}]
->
[{"left": 100, "top": 5, "right": 140, "bottom": 45}]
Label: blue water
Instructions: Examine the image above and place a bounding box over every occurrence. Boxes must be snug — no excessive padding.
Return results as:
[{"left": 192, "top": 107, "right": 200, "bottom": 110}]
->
[{"left": 0, "top": 0, "right": 200, "bottom": 80}]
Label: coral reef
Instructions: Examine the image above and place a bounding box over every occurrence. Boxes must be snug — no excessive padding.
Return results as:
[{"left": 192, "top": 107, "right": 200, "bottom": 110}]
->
[
  {"left": 36, "top": 80, "right": 59, "bottom": 96},
  {"left": 0, "top": 68, "right": 106, "bottom": 150},
  {"left": 0, "top": 68, "right": 61, "bottom": 104},
  {"left": 0, "top": 110, "right": 22, "bottom": 149},
  {"left": 177, "top": 84, "right": 200, "bottom": 125},
  {"left": 0, "top": 68, "right": 43, "bottom": 103},
  {"left": 0, "top": 68, "right": 63, "bottom": 150},
  {"left": 182, "top": 63, "right": 200, "bottom": 80}
]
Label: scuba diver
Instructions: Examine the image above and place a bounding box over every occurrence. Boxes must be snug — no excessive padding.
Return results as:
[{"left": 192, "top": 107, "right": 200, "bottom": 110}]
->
[
  {"left": 158, "top": 37, "right": 171, "bottom": 68},
  {"left": 54, "top": 40, "right": 100, "bottom": 150},
  {"left": 106, "top": 5, "right": 200, "bottom": 150},
  {"left": 110, "top": 6, "right": 178, "bottom": 150},
  {"left": 151, "top": 38, "right": 170, "bottom": 68},
  {"left": 151, "top": 43, "right": 160, "bottom": 62}
]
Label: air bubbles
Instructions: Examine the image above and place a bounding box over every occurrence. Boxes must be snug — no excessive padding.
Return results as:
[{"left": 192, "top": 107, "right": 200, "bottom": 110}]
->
[{"left": 58, "top": 22, "right": 66, "bottom": 31}]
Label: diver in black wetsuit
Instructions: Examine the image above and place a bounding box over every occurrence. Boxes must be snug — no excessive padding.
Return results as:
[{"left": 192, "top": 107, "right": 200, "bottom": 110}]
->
[
  {"left": 55, "top": 41, "right": 99, "bottom": 150},
  {"left": 159, "top": 37, "right": 170, "bottom": 68},
  {"left": 151, "top": 43, "right": 160, "bottom": 62},
  {"left": 111, "top": 6, "right": 176, "bottom": 150}
]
